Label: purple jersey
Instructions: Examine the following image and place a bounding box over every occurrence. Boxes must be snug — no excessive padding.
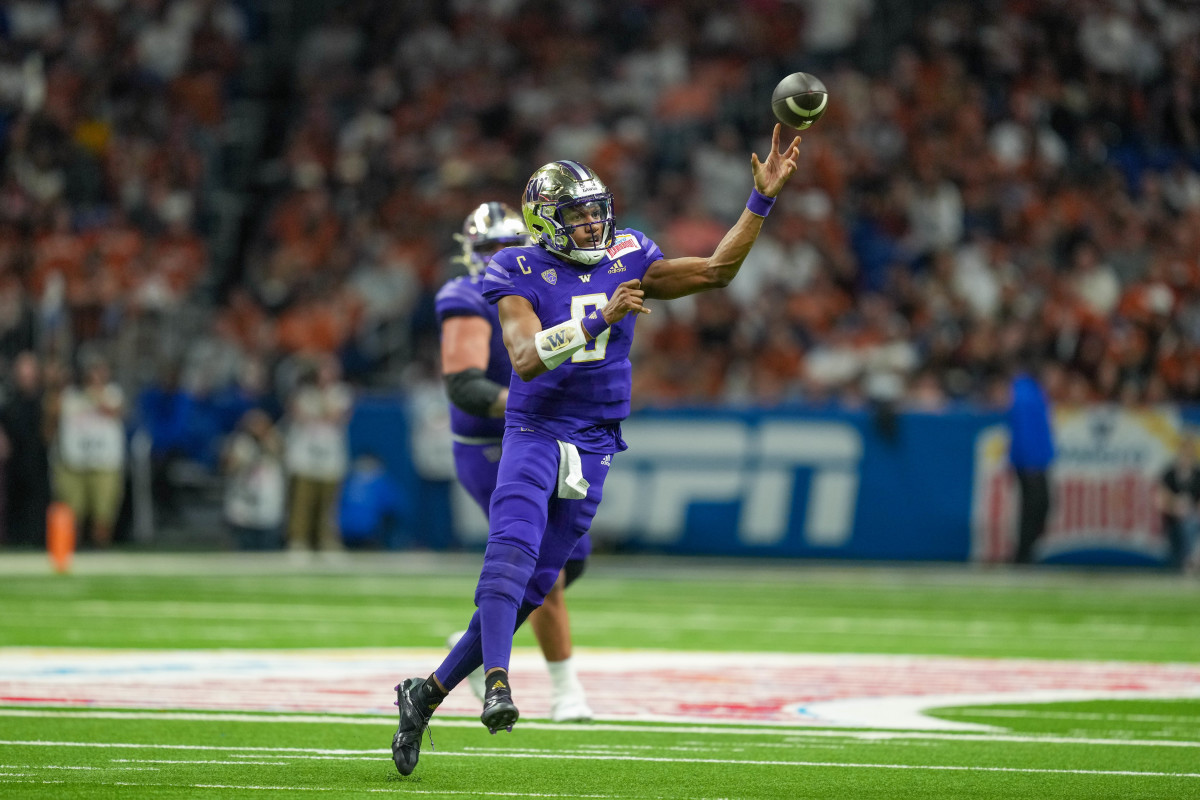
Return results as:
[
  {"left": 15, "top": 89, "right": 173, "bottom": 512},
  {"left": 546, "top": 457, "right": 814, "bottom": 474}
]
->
[
  {"left": 435, "top": 273, "right": 511, "bottom": 440},
  {"left": 482, "top": 229, "right": 664, "bottom": 452}
]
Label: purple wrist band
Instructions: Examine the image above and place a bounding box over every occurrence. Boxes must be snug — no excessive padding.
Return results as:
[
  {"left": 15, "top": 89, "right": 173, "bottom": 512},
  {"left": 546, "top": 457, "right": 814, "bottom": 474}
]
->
[
  {"left": 582, "top": 311, "right": 609, "bottom": 340},
  {"left": 746, "top": 188, "right": 776, "bottom": 217}
]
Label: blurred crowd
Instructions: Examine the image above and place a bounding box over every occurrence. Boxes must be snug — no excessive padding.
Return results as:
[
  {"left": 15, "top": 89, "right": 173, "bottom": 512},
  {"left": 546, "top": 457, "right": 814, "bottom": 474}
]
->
[
  {"left": 240, "top": 0, "right": 1200, "bottom": 412},
  {"left": 3, "top": 0, "right": 1200, "bottom": 545},
  {"left": 0, "top": 0, "right": 251, "bottom": 359}
]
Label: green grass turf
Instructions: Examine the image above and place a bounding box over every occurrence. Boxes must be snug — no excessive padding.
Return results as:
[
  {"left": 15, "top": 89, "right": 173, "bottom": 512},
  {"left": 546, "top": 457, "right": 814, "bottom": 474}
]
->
[
  {"left": 2, "top": 554, "right": 1198, "bottom": 661},
  {"left": 1, "top": 553, "right": 1199, "bottom": 798},
  {"left": 1, "top": 705, "right": 1198, "bottom": 799}
]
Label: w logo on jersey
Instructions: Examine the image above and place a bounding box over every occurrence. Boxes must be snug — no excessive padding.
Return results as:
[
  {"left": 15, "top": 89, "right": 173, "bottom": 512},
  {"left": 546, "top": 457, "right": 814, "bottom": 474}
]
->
[
  {"left": 579, "top": 274, "right": 592, "bottom": 283},
  {"left": 541, "top": 269, "right": 557, "bottom": 285}
]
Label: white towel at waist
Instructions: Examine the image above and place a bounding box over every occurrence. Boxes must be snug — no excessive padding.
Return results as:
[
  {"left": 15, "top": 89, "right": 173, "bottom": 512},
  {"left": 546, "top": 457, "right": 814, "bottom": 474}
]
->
[{"left": 556, "top": 440, "right": 590, "bottom": 500}]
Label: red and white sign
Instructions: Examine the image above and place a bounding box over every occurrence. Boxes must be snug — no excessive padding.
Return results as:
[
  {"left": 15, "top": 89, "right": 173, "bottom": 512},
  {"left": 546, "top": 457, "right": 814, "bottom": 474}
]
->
[{"left": 972, "top": 407, "right": 1179, "bottom": 563}]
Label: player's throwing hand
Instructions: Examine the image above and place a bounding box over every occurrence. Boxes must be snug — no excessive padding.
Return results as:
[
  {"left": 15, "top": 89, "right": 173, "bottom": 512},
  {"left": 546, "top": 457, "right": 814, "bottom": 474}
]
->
[
  {"left": 751, "top": 123, "right": 802, "bottom": 198},
  {"left": 602, "top": 279, "right": 651, "bottom": 325}
]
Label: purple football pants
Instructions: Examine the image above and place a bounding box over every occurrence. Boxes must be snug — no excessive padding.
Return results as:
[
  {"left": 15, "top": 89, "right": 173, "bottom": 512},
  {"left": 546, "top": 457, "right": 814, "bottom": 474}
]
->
[
  {"left": 453, "top": 439, "right": 592, "bottom": 564},
  {"left": 436, "top": 429, "right": 609, "bottom": 690}
]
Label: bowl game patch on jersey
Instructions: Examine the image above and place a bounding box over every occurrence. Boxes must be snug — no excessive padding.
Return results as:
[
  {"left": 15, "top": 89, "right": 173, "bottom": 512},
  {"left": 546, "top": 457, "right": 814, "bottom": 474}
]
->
[{"left": 606, "top": 233, "right": 641, "bottom": 259}]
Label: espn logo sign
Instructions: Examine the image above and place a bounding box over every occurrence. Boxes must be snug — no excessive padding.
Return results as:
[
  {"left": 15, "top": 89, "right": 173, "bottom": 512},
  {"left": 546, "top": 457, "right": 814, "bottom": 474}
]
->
[{"left": 593, "top": 420, "right": 862, "bottom": 547}]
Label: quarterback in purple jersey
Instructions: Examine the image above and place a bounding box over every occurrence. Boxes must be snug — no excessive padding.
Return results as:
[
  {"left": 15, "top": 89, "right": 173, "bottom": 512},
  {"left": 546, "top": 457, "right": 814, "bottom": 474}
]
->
[
  {"left": 393, "top": 124, "right": 802, "bottom": 776},
  {"left": 434, "top": 201, "right": 594, "bottom": 722}
]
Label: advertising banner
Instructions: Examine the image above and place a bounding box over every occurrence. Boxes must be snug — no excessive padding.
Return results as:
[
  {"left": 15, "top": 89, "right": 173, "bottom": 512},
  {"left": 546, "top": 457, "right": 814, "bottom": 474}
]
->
[
  {"left": 971, "top": 406, "right": 1180, "bottom": 565},
  {"left": 370, "top": 399, "right": 1189, "bottom": 565}
]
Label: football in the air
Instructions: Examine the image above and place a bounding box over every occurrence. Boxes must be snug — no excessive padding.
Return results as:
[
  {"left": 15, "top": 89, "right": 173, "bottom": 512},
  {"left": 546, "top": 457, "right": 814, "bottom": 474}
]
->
[{"left": 771, "top": 72, "right": 828, "bottom": 130}]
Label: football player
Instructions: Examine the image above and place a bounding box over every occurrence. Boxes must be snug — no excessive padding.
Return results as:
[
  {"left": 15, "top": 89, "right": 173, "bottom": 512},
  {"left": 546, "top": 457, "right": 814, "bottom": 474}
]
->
[
  {"left": 435, "top": 202, "right": 594, "bottom": 722},
  {"left": 393, "top": 124, "right": 802, "bottom": 776}
]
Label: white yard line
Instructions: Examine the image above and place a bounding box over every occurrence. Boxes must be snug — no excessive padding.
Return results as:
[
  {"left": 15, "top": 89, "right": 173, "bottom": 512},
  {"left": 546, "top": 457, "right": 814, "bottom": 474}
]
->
[
  {"left": 0, "top": 781, "right": 625, "bottom": 798},
  {"left": 0, "top": 748, "right": 1197, "bottom": 782},
  {"left": 942, "top": 708, "right": 1200, "bottom": 724},
  {"left": 112, "top": 759, "right": 292, "bottom": 766},
  {"left": 3, "top": 711, "right": 1200, "bottom": 749},
  {"left": 3, "top": 728, "right": 1200, "bottom": 755}
]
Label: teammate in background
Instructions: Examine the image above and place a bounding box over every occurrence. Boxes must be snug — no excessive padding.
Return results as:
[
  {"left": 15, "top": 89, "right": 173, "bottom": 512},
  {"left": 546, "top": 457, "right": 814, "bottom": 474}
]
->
[
  {"left": 434, "top": 203, "right": 594, "bottom": 722},
  {"left": 392, "top": 124, "right": 802, "bottom": 775},
  {"left": 1158, "top": 430, "right": 1200, "bottom": 572}
]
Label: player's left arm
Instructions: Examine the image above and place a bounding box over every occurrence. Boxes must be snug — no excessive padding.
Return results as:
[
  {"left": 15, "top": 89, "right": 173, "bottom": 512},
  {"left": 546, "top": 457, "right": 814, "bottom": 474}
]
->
[
  {"left": 441, "top": 315, "right": 507, "bottom": 418},
  {"left": 642, "top": 124, "right": 801, "bottom": 300}
]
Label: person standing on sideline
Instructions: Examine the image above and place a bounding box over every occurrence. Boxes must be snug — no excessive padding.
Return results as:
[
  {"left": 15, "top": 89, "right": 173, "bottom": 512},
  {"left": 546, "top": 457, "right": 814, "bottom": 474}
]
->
[
  {"left": 283, "top": 356, "right": 352, "bottom": 554},
  {"left": 391, "top": 123, "right": 802, "bottom": 776},
  {"left": 1008, "top": 362, "right": 1056, "bottom": 564},
  {"left": 436, "top": 202, "right": 594, "bottom": 722},
  {"left": 53, "top": 352, "right": 127, "bottom": 548},
  {"left": 222, "top": 408, "right": 287, "bottom": 550},
  {"left": 1, "top": 352, "right": 51, "bottom": 547},
  {"left": 1157, "top": 431, "right": 1200, "bottom": 572}
]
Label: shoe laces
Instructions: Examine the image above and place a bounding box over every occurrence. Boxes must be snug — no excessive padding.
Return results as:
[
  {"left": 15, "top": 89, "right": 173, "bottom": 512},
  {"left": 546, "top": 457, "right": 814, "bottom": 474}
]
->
[{"left": 393, "top": 683, "right": 436, "bottom": 751}]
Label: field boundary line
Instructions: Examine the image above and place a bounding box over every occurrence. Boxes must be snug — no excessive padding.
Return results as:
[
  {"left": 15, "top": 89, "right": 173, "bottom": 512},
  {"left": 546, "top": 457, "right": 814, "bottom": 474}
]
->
[
  {"left": 1, "top": 747, "right": 1198, "bottom": 781},
  {"left": 2, "top": 710, "right": 1200, "bottom": 749}
]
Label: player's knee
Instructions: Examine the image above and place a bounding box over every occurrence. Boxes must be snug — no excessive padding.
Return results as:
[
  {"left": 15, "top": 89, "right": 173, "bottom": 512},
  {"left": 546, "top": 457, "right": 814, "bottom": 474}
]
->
[
  {"left": 522, "top": 565, "right": 562, "bottom": 607},
  {"left": 488, "top": 489, "right": 548, "bottom": 550},
  {"left": 475, "top": 541, "right": 537, "bottom": 607},
  {"left": 515, "top": 598, "right": 541, "bottom": 628}
]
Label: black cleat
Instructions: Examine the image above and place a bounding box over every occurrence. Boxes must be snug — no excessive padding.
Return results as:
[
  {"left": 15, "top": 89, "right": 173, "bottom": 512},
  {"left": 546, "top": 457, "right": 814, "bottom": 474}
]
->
[
  {"left": 391, "top": 677, "right": 439, "bottom": 775},
  {"left": 480, "top": 670, "right": 519, "bottom": 734}
]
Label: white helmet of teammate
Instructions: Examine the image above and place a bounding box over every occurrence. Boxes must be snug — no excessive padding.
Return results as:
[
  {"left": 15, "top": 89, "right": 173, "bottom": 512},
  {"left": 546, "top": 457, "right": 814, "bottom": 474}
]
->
[{"left": 454, "top": 202, "right": 531, "bottom": 276}]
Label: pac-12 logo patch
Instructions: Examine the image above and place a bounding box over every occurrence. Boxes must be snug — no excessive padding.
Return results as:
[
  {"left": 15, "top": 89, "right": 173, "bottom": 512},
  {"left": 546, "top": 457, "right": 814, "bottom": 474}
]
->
[
  {"left": 606, "top": 234, "right": 640, "bottom": 259},
  {"left": 541, "top": 269, "right": 558, "bottom": 285}
]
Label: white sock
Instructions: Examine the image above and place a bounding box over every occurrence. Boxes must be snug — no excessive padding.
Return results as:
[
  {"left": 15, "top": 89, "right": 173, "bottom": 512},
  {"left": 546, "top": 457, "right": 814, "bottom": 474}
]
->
[{"left": 546, "top": 656, "right": 584, "bottom": 697}]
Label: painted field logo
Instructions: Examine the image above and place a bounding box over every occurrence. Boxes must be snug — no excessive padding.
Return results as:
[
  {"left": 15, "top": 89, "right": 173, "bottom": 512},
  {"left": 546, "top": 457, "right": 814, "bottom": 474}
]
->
[
  {"left": 971, "top": 407, "right": 1178, "bottom": 564},
  {"left": 5, "top": 649, "right": 1199, "bottom": 731}
]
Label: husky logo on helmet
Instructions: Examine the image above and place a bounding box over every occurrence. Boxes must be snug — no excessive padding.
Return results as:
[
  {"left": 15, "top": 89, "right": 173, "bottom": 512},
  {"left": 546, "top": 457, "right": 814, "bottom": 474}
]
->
[
  {"left": 453, "top": 202, "right": 531, "bottom": 276},
  {"left": 521, "top": 161, "right": 615, "bottom": 267}
]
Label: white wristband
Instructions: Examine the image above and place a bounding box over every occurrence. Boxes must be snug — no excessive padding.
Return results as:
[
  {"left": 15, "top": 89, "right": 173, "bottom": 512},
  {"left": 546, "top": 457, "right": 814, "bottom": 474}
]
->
[{"left": 535, "top": 317, "right": 589, "bottom": 370}]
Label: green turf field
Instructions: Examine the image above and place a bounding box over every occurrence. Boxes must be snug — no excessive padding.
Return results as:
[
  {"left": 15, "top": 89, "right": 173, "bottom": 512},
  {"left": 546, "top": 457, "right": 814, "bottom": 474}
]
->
[{"left": 1, "top": 552, "right": 1199, "bottom": 799}]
